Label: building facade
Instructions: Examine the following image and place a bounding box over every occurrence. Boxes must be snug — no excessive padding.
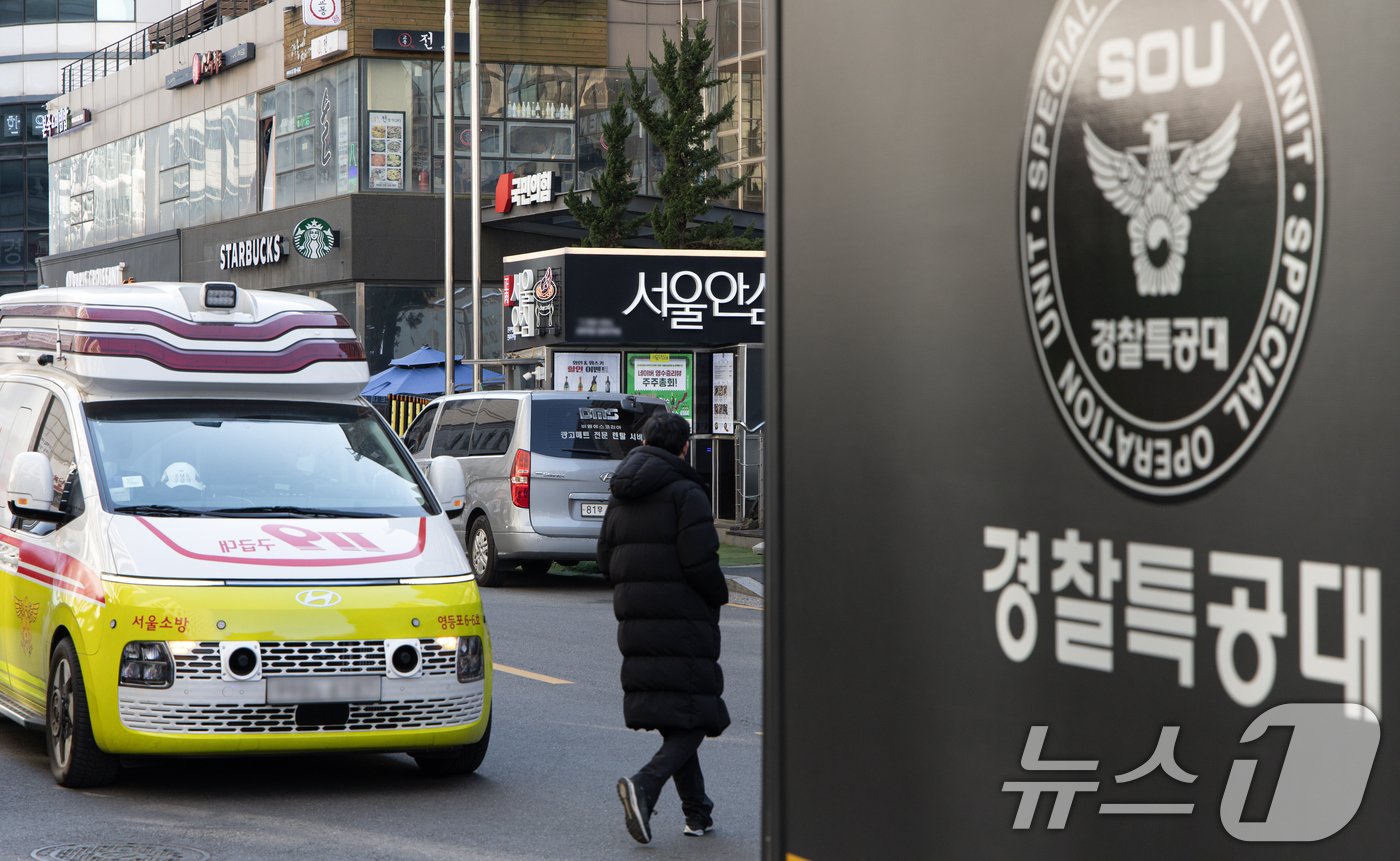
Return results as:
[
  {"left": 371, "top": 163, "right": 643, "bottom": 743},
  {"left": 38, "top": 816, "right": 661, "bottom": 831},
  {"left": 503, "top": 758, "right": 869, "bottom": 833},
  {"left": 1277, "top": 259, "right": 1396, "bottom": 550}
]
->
[
  {"left": 0, "top": 0, "right": 179, "bottom": 293},
  {"left": 39, "top": 0, "right": 765, "bottom": 377}
]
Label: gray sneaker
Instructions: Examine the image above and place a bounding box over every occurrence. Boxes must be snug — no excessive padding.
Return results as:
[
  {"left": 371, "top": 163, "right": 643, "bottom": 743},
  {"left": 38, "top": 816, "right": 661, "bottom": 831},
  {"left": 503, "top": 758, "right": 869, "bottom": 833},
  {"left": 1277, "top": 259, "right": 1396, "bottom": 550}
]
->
[
  {"left": 683, "top": 821, "right": 710, "bottom": 836},
  {"left": 617, "top": 777, "right": 652, "bottom": 844}
]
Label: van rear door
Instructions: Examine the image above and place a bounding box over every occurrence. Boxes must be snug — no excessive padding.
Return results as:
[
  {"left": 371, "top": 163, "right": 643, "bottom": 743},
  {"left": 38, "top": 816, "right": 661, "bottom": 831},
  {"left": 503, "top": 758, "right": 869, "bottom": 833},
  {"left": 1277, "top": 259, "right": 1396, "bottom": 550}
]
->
[{"left": 527, "top": 397, "right": 666, "bottom": 537}]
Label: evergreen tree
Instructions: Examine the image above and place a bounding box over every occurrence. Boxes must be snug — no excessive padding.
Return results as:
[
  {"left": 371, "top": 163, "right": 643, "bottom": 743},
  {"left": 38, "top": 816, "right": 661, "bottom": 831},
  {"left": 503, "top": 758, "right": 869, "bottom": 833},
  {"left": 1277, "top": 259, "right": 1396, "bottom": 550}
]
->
[
  {"left": 564, "top": 95, "right": 645, "bottom": 247},
  {"left": 627, "top": 19, "right": 743, "bottom": 249}
]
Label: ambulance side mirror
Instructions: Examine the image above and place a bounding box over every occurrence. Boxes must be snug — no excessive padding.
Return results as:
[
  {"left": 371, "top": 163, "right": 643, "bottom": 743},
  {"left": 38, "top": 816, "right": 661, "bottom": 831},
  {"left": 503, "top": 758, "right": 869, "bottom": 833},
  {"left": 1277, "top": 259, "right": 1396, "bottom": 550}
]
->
[
  {"left": 428, "top": 455, "right": 466, "bottom": 520},
  {"left": 8, "top": 451, "right": 64, "bottom": 522}
]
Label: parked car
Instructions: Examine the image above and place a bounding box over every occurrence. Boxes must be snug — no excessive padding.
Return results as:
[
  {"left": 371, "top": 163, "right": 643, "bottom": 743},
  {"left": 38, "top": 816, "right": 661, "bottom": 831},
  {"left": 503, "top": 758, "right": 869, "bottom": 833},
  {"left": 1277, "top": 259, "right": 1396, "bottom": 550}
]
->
[{"left": 402, "top": 391, "right": 670, "bottom": 585}]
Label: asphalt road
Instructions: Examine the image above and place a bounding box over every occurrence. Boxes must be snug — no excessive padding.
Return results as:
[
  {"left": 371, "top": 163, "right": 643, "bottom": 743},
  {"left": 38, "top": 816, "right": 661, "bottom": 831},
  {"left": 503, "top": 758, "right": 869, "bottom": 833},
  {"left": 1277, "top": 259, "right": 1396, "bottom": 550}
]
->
[{"left": 0, "top": 571, "right": 763, "bottom": 860}]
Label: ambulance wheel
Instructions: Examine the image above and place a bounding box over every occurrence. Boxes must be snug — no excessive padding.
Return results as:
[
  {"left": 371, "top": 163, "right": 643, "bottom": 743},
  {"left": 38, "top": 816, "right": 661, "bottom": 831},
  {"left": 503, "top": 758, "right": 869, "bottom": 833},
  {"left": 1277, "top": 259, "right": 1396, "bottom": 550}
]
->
[
  {"left": 47, "top": 638, "right": 119, "bottom": 788},
  {"left": 519, "top": 559, "right": 552, "bottom": 576},
  {"left": 469, "top": 517, "right": 507, "bottom": 587},
  {"left": 413, "top": 710, "right": 491, "bottom": 776}
]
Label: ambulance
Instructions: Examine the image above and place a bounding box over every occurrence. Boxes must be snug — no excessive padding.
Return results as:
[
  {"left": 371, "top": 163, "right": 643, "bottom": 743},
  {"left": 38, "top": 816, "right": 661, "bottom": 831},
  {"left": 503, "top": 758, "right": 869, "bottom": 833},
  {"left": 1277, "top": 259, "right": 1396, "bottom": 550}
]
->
[{"left": 0, "top": 281, "right": 491, "bottom": 787}]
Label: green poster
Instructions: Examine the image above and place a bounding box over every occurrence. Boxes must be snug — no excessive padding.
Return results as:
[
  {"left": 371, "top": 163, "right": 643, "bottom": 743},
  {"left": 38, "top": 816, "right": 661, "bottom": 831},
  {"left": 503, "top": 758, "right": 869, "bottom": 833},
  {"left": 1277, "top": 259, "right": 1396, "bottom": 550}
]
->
[{"left": 626, "top": 352, "right": 694, "bottom": 423}]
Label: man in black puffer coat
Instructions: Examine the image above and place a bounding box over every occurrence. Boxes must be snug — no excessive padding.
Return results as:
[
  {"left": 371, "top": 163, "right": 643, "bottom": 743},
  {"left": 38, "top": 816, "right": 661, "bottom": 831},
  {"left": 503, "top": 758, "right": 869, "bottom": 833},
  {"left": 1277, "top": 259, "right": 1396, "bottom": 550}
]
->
[{"left": 599, "top": 411, "right": 730, "bottom": 845}]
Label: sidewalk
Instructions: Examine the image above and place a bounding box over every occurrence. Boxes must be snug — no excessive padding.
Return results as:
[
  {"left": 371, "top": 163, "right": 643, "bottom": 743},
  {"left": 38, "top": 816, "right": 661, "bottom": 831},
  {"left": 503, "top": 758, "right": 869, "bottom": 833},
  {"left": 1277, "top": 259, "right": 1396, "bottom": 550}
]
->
[{"left": 718, "top": 537, "right": 765, "bottom": 605}]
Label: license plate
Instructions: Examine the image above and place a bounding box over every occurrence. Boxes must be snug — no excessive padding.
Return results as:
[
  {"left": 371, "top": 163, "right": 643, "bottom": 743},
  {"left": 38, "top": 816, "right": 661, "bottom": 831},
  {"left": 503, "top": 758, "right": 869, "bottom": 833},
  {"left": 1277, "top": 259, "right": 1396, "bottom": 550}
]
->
[
  {"left": 581, "top": 502, "right": 608, "bottom": 518},
  {"left": 266, "top": 675, "right": 382, "bottom": 705}
]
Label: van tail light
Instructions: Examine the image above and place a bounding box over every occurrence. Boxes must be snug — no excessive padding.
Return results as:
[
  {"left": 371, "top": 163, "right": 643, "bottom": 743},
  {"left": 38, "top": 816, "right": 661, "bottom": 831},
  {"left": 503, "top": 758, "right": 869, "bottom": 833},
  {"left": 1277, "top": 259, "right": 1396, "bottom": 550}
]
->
[{"left": 510, "top": 449, "right": 530, "bottom": 508}]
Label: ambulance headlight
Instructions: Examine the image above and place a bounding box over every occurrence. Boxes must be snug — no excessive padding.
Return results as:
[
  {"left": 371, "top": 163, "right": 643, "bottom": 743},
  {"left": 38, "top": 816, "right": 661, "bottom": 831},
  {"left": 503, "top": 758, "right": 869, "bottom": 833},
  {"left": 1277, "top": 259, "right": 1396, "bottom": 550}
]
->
[
  {"left": 456, "top": 635, "right": 484, "bottom": 683},
  {"left": 119, "top": 641, "right": 174, "bottom": 688}
]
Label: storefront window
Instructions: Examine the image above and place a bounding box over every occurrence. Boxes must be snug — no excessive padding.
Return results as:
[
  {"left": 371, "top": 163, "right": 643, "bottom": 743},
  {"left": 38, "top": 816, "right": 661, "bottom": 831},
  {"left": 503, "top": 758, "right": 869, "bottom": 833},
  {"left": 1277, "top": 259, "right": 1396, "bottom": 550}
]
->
[
  {"left": 0, "top": 231, "right": 23, "bottom": 269},
  {"left": 717, "top": 0, "right": 739, "bottom": 60},
  {"left": 363, "top": 284, "right": 469, "bottom": 374},
  {"left": 264, "top": 62, "right": 360, "bottom": 206},
  {"left": 576, "top": 69, "right": 642, "bottom": 192},
  {"left": 505, "top": 123, "right": 574, "bottom": 160},
  {"left": 0, "top": 160, "right": 22, "bottom": 228},
  {"left": 432, "top": 61, "right": 505, "bottom": 119},
  {"left": 0, "top": 0, "right": 131, "bottom": 22},
  {"left": 505, "top": 65, "right": 576, "bottom": 121},
  {"left": 366, "top": 59, "right": 432, "bottom": 193}
]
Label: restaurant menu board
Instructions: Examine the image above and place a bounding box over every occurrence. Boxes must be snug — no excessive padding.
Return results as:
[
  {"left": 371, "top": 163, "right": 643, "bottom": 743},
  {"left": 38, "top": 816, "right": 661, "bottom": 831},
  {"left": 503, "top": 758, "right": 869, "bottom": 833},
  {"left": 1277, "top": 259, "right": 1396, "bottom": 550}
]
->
[
  {"left": 367, "top": 111, "right": 405, "bottom": 190},
  {"left": 626, "top": 352, "right": 694, "bottom": 424}
]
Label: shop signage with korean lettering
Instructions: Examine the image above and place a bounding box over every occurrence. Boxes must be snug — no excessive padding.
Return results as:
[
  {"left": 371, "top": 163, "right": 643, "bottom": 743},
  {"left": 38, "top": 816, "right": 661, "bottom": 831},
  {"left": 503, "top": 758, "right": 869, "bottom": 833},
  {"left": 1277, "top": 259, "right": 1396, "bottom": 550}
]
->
[
  {"left": 219, "top": 235, "right": 286, "bottom": 270},
  {"left": 310, "top": 30, "right": 347, "bottom": 60},
  {"left": 504, "top": 260, "right": 564, "bottom": 343},
  {"left": 165, "top": 42, "right": 255, "bottom": 89},
  {"left": 502, "top": 249, "right": 765, "bottom": 351},
  {"left": 372, "top": 29, "right": 469, "bottom": 54},
  {"left": 303, "top": 0, "right": 342, "bottom": 27},
  {"left": 39, "top": 107, "right": 92, "bottom": 138},
  {"left": 494, "top": 171, "right": 559, "bottom": 213}
]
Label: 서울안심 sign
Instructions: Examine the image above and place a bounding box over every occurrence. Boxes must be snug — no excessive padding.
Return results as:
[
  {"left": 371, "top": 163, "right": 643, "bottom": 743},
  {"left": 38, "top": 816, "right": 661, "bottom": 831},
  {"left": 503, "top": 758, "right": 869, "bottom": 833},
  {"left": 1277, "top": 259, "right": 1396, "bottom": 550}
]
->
[{"left": 503, "top": 250, "right": 765, "bottom": 351}]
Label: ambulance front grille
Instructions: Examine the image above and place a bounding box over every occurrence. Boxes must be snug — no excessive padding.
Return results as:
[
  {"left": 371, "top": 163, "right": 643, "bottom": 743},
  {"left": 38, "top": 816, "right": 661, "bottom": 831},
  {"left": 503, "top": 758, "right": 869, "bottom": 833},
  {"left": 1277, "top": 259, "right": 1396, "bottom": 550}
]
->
[
  {"left": 118, "top": 691, "right": 485, "bottom": 734},
  {"left": 176, "top": 639, "right": 457, "bottom": 679}
]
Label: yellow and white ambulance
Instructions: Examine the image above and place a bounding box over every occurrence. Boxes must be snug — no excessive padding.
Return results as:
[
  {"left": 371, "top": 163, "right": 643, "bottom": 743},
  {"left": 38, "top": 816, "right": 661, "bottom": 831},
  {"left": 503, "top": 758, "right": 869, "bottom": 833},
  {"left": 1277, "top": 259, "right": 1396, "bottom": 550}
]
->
[{"left": 0, "top": 281, "right": 491, "bottom": 786}]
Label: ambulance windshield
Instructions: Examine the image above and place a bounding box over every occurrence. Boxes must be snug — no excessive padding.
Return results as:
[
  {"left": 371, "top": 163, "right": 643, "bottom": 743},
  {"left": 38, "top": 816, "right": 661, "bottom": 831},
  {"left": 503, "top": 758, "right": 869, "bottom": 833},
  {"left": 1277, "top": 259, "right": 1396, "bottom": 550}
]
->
[{"left": 86, "top": 401, "right": 434, "bottom": 518}]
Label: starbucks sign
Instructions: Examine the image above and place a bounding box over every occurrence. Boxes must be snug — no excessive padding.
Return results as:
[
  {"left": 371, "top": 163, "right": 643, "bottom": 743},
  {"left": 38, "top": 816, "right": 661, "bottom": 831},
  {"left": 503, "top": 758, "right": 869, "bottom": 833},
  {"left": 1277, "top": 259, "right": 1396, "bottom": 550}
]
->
[{"left": 293, "top": 217, "right": 338, "bottom": 259}]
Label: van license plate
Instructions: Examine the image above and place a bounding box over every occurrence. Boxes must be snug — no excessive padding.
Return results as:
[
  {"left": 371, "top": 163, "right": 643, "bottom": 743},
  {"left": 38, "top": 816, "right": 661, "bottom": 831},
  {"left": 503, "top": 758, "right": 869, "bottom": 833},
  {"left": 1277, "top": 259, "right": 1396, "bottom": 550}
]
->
[
  {"left": 267, "top": 675, "right": 382, "bottom": 705},
  {"left": 581, "top": 502, "right": 608, "bottom": 518}
]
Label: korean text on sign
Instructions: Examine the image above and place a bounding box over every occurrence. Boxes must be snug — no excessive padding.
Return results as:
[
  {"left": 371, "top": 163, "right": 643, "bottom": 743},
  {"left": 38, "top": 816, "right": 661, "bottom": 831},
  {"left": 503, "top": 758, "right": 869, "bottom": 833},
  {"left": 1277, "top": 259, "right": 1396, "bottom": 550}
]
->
[{"left": 982, "top": 526, "right": 1382, "bottom": 717}]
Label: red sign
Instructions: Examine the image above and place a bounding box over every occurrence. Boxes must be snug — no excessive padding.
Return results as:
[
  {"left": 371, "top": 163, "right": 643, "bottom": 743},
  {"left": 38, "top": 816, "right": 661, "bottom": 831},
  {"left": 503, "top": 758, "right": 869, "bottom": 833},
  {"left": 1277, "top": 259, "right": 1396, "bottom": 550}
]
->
[
  {"left": 502, "top": 274, "right": 517, "bottom": 307},
  {"left": 495, "top": 172, "right": 515, "bottom": 213},
  {"left": 190, "top": 50, "right": 224, "bottom": 85}
]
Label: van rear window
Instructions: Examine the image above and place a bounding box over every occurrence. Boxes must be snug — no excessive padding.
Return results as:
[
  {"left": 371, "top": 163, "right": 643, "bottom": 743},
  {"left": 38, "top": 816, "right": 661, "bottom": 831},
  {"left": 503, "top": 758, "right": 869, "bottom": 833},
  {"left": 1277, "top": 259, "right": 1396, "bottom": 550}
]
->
[{"left": 531, "top": 399, "right": 666, "bottom": 459}]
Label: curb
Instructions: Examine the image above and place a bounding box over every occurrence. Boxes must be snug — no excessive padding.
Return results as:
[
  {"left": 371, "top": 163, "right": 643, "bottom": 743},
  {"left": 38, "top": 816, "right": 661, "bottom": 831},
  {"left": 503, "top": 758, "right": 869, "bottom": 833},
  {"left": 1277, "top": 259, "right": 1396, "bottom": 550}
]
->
[{"left": 725, "top": 575, "right": 764, "bottom": 600}]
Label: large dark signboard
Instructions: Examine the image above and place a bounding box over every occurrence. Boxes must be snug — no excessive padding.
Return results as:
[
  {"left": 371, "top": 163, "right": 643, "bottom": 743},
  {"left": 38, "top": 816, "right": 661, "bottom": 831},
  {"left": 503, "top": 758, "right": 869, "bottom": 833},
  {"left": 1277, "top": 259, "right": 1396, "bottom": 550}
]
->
[
  {"left": 502, "top": 249, "right": 765, "bottom": 350},
  {"left": 772, "top": 1, "right": 1394, "bottom": 859}
]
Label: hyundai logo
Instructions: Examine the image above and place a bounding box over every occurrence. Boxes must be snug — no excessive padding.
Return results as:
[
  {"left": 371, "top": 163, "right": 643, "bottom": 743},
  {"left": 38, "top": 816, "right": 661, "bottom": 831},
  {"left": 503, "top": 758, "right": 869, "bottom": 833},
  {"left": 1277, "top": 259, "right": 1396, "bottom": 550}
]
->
[
  {"left": 600, "top": 472, "right": 615, "bottom": 483},
  {"left": 295, "top": 589, "right": 342, "bottom": 608}
]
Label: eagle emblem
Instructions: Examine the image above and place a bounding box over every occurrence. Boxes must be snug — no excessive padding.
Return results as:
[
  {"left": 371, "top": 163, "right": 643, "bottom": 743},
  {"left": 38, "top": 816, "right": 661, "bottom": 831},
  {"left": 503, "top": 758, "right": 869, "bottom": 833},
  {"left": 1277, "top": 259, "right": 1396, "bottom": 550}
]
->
[{"left": 1083, "top": 104, "right": 1242, "bottom": 297}]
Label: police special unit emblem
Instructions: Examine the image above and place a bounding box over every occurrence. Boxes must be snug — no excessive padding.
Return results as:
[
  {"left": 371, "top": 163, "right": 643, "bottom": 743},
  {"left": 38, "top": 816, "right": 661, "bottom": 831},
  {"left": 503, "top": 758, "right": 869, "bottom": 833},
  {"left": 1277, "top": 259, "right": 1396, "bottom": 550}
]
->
[{"left": 1019, "top": 0, "right": 1323, "bottom": 497}]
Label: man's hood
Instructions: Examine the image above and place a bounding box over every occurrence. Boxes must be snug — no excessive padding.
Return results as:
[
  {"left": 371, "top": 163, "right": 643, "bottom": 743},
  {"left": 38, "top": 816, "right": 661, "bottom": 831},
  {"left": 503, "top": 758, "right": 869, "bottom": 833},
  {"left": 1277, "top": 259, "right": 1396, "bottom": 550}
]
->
[{"left": 609, "top": 446, "right": 704, "bottom": 501}]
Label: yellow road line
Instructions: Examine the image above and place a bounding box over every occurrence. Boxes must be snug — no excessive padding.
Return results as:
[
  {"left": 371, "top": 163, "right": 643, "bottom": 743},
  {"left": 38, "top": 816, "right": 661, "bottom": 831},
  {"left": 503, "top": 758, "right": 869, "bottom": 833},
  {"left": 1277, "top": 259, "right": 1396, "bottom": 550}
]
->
[
  {"left": 494, "top": 663, "right": 573, "bottom": 685},
  {"left": 725, "top": 601, "right": 764, "bottom": 611}
]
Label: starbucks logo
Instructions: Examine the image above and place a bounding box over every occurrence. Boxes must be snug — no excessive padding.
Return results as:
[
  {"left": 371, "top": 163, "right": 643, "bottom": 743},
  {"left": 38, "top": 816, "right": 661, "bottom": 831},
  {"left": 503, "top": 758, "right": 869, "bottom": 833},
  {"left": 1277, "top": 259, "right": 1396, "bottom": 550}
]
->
[
  {"left": 293, "top": 217, "right": 337, "bottom": 260},
  {"left": 1019, "top": 0, "right": 1323, "bottom": 497}
]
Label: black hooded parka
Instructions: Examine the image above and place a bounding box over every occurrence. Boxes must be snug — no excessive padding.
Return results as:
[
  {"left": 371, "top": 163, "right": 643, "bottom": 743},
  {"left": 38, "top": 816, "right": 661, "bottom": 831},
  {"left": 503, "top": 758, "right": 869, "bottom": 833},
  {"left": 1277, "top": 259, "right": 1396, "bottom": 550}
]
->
[{"left": 597, "top": 445, "right": 730, "bottom": 736}]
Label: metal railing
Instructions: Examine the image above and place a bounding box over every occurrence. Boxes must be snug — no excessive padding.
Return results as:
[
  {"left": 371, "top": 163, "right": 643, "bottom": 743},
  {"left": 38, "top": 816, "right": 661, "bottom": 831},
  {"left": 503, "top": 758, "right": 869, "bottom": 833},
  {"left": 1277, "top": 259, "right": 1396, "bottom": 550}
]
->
[
  {"left": 61, "top": 0, "right": 273, "bottom": 93},
  {"left": 735, "top": 420, "right": 764, "bottom": 529}
]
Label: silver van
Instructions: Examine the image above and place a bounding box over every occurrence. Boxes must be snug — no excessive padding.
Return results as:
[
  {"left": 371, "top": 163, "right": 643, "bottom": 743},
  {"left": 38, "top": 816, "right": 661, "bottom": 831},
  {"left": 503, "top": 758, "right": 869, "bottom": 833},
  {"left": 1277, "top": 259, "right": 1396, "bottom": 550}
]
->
[{"left": 401, "top": 391, "right": 670, "bottom": 585}]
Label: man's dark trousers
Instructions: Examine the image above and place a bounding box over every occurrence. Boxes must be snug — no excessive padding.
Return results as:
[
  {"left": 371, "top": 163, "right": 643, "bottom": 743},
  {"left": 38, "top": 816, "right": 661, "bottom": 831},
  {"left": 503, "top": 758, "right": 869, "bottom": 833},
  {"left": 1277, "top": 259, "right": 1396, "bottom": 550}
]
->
[{"left": 632, "top": 728, "right": 714, "bottom": 825}]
